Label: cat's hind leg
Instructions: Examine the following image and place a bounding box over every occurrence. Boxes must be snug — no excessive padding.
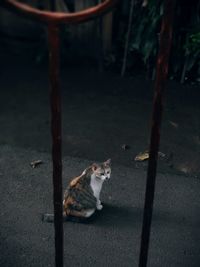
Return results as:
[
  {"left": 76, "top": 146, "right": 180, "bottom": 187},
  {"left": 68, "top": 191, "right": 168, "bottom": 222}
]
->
[
  {"left": 68, "top": 208, "right": 95, "bottom": 218},
  {"left": 84, "top": 209, "right": 95, "bottom": 218}
]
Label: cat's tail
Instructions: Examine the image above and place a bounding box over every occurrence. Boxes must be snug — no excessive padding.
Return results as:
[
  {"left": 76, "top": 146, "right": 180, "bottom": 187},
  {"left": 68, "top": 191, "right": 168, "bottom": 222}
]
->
[
  {"left": 41, "top": 213, "right": 89, "bottom": 223},
  {"left": 42, "top": 213, "right": 55, "bottom": 223}
]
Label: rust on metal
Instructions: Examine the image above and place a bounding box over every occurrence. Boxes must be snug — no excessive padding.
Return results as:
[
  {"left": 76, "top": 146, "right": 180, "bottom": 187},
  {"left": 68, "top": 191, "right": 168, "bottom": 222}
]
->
[
  {"left": 1, "top": 0, "right": 118, "bottom": 24},
  {"left": 48, "top": 24, "right": 63, "bottom": 267},
  {"left": 138, "top": 1, "right": 176, "bottom": 267}
]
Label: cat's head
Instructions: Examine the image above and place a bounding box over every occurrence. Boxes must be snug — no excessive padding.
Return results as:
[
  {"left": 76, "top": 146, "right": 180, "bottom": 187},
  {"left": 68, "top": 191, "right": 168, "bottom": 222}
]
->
[{"left": 92, "top": 159, "right": 111, "bottom": 181}]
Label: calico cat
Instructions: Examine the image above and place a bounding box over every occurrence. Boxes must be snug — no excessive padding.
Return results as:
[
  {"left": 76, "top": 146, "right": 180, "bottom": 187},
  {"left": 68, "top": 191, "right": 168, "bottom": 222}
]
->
[
  {"left": 43, "top": 159, "right": 111, "bottom": 222},
  {"left": 63, "top": 158, "right": 111, "bottom": 219}
]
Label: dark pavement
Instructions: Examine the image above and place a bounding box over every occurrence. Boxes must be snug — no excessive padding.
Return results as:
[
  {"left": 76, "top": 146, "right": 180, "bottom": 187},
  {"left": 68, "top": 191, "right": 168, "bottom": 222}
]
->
[
  {"left": 0, "top": 57, "right": 200, "bottom": 266},
  {"left": 0, "top": 61, "right": 200, "bottom": 177},
  {"left": 0, "top": 145, "right": 199, "bottom": 267}
]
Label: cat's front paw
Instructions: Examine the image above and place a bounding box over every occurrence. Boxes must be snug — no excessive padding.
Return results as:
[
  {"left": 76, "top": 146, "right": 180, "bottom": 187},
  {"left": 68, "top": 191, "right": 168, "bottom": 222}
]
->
[{"left": 97, "top": 204, "right": 103, "bottom": 210}]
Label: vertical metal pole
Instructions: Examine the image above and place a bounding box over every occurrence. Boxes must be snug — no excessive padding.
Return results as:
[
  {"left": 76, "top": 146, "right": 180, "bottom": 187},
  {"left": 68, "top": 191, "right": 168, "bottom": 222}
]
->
[
  {"left": 138, "top": 1, "right": 176, "bottom": 267},
  {"left": 121, "top": 0, "right": 135, "bottom": 76},
  {"left": 48, "top": 24, "right": 64, "bottom": 267}
]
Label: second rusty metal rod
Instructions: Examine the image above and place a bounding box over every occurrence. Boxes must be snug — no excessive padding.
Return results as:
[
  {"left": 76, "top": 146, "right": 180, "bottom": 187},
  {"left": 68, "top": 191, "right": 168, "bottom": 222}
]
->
[
  {"left": 48, "top": 24, "right": 63, "bottom": 267},
  {"left": 138, "top": 0, "right": 176, "bottom": 266}
]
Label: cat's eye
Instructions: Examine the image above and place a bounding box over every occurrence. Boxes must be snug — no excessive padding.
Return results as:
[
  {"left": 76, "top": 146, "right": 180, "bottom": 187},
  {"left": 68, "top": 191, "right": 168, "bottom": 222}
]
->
[
  {"left": 100, "top": 172, "right": 105, "bottom": 176},
  {"left": 107, "top": 171, "right": 110, "bottom": 174}
]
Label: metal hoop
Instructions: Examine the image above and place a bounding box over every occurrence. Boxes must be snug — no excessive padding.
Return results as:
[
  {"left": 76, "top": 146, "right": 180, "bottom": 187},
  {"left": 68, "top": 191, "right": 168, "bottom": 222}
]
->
[{"left": 1, "top": 0, "right": 118, "bottom": 24}]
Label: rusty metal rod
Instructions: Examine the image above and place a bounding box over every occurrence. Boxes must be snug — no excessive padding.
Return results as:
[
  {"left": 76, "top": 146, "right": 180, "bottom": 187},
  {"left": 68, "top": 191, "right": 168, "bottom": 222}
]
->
[
  {"left": 1, "top": 0, "right": 118, "bottom": 25},
  {"left": 138, "top": 1, "right": 176, "bottom": 267},
  {"left": 48, "top": 24, "right": 63, "bottom": 267},
  {"left": 0, "top": 3, "right": 118, "bottom": 267}
]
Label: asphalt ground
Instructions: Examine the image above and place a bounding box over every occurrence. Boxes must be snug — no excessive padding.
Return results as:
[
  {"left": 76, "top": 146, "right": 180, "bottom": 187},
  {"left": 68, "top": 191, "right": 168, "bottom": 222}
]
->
[
  {"left": 0, "top": 55, "right": 200, "bottom": 266},
  {"left": 0, "top": 61, "right": 200, "bottom": 177},
  {"left": 0, "top": 145, "right": 199, "bottom": 267}
]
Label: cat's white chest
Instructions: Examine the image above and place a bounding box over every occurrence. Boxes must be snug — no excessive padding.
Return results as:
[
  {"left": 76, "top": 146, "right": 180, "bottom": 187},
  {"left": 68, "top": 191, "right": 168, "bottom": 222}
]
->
[{"left": 90, "top": 175, "right": 103, "bottom": 200}]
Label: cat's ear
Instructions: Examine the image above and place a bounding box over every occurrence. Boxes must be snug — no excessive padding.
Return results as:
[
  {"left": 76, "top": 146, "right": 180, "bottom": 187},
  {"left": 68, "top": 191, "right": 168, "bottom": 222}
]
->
[
  {"left": 104, "top": 159, "right": 111, "bottom": 166},
  {"left": 92, "top": 163, "right": 98, "bottom": 171}
]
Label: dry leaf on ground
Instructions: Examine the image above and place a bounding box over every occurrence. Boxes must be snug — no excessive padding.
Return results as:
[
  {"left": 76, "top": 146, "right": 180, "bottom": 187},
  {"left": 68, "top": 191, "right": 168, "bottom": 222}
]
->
[
  {"left": 169, "top": 121, "right": 178, "bottom": 128},
  {"left": 134, "top": 151, "right": 166, "bottom": 161},
  {"left": 134, "top": 151, "right": 149, "bottom": 161},
  {"left": 30, "top": 160, "right": 43, "bottom": 168},
  {"left": 121, "top": 144, "right": 130, "bottom": 150}
]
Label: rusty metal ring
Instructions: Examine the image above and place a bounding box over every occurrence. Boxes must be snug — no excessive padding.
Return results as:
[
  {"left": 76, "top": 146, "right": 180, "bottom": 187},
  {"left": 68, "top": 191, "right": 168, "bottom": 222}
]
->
[{"left": 1, "top": 0, "right": 118, "bottom": 24}]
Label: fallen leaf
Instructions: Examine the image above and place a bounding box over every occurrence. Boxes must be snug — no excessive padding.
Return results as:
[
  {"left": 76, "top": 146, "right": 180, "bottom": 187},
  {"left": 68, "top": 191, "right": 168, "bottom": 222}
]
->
[
  {"left": 135, "top": 151, "right": 149, "bottom": 161},
  {"left": 30, "top": 160, "right": 43, "bottom": 168},
  {"left": 169, "top": 121, "right": 178, "bottom": 128},
  {"left": 158, "top": 151, "right": 166, "bottom": 158},
  {"left": 121, "top": 144, "right": 130, "bottom": 150},
  {"left": 135, "top": 151, "right": 166, "bottom": 161}
]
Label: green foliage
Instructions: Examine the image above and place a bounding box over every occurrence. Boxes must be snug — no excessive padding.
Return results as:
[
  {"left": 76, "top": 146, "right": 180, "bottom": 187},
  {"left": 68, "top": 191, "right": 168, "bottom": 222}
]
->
[
  {"left": 185, "top": 32, "right": 200, "bottom": 54},
  {"left": 122, "top": 0, "right": 200, "bottom": 82},
  {"left": 129, "top": 0, "right": 162, "bottom": 64},
  {"left": 184, "top": 31, "right": 200, "bottom": 72}
]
